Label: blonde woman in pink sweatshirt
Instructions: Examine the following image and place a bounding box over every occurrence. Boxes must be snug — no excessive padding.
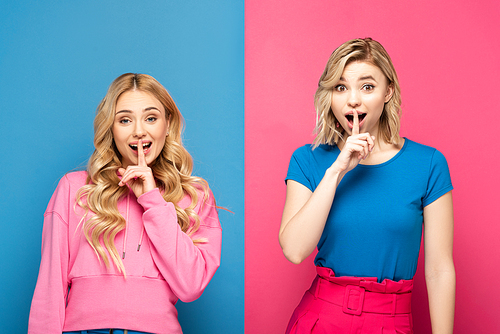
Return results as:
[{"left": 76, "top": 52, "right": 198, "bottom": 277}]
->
[{"left": 28, "top": 73, "right": 222, "bottom": 334}]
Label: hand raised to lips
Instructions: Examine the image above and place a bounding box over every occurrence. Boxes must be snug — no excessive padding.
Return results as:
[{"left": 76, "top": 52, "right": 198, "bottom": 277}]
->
[
  {"left": 118, "top": 139, "right": 157, "bottom": 198},
  {"left": 329, "top": 109, "right": 375, "bottom": 177}
]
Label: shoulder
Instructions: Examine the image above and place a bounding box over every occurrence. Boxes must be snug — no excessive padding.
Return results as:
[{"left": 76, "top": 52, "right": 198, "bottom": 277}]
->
[
  {"left": 405, "top": 138, "right": 438, "bottom": 154},
  {"left": 62, "top": 170, "right": 88, "bottom": 185},
  {"left": 403, "top": 139, "right": 451, "bottom": 188},
  {"left": 292, "top": 143, "right": 335, "bottom": 155},
  {"left": 292, "top": 144, "right": 314, "bottom": 156},
  {"left": 51, "top": 171, "right": 88, "bottom": 194},
  {"left": 290, "top": 143, "right": 337, "bottom": 162},
  {"left": 403, "top": 139, "right": 448, "bottom": 165},
  {"left": 404, "top": 140, "right": 453, "bottom": 205},
  {"left": 177, "top": 184, "right": 219, "bottom": 224},
  {"left": 46, "top": 171, "right": 88, "bottom": 215}
]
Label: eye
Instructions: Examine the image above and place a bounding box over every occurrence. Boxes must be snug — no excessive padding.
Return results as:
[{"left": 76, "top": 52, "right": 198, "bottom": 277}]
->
[
  {"left": 146, "top": 116, "right": 157, "bottom": 122},
  {"left": 334, "top": 84, "right": 347, "bottom": 92},
  {"left": 362, "top": 84, "right": 375, "bottom": 91},
  {"left": 119, "top": 118, "right": 131, "bottom": 124}
]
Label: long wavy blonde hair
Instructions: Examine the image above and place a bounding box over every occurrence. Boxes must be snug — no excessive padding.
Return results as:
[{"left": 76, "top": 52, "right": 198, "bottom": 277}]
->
[
  {"left": 313, "top": 38, "right": 402, "bottom": 148},
  {"left": 76, "top": 73, "right": 209, "bottom": 274}
]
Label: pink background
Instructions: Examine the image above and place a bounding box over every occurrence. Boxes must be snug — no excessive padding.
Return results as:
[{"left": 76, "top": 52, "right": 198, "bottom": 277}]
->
[{"left": 246, "top": 0, "right": 500, "bottom": 333}]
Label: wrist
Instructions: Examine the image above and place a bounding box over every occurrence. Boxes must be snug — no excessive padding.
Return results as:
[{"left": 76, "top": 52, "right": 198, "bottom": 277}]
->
[{"left": 324, "top": 166, "right": 344, "bottom": 186}]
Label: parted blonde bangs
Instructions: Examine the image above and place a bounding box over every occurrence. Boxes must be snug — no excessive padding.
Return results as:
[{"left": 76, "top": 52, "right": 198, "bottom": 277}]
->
[
  {"left": 313, "top": 38, "right": 402, "bottom": 148},
  {"left": 76, "top": 73, "right": 210, "bottom": 275}
]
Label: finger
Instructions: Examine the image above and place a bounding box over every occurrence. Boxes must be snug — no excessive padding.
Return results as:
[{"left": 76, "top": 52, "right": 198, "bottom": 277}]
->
[
  {"left": 347, "top": 138, "right": 370, "bottom": 148},
  {"left": 347, "top": 139, "right": 368, "bottom": 159},
  {"left": 346, "top": 133, "right": 372, "bottom": 142},
  {"left": 118, "top": 168, "right": 126, "bottom": 186},
  {"left": 137, "top": 139, "right": 147, "bottom": 167},
  {"left": 120, "top": 167, "right": 152, "bottom": 183},
  {"left": 367, "top": 134, "right": 374, "bottom": 152},
  {"left": 348, "top": 131, "right": 371, "bottom": 157},
  {"left": 360, "top": 141, "right": 368, "bottom": 159},
  {"left": 119, "top": 171, "right": 141, "bottom": 186},
  {"left": 352, "top": 110, "right": 359, "bottom": 135},
  {"left": 346, "top": 141, "right": 364, "bottom": 154}
]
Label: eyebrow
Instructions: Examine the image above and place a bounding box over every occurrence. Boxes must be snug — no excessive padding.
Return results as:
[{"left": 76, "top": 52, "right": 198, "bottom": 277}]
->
[
  {"left": 115, "top": 107, "right": 162, "bottom": 115},
  {"left": 339, "top": 75, "right": 378, "bottom": 82},
  {"left": 360, "top": 75, "right": 377, "bottom": 82}
]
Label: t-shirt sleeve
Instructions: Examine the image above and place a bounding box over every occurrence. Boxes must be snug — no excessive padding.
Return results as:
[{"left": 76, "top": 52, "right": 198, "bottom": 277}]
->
[
  {"left": 422, "top": 149, "right": 453, "bottom": 207},
  {"left": 285, "top": 145, "right": 314, "bottom": 192}
]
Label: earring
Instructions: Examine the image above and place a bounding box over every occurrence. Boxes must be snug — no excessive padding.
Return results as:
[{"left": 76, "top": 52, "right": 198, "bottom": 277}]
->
[{"left": 336, "top": 121, "right": 340, "bottom": 128}]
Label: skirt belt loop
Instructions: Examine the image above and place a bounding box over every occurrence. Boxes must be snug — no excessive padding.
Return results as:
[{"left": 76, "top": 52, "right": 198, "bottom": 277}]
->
[{"left": 314, "top": 276, "right": 321, "bottom": 298}]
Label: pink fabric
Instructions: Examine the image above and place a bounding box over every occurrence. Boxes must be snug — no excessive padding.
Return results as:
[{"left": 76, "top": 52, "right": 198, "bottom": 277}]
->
[
  {"left": 316, "top": 267, "right": 414, "bottom": 294},
  {"left": 285, "top": 267, "right": 413, "bottom": 334},
  {"left": 28, "top": 171, "right": 221, "bottom": 334}
]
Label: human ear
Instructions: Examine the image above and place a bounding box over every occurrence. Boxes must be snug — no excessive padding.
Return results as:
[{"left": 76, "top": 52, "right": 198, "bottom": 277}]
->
[{"left": 385, "top": 83, "right": 394, "bottom": 103}]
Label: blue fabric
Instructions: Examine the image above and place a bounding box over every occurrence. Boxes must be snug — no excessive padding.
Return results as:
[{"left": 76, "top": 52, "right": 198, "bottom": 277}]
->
[{"left": 285, "top": 138, "right": 453, "bottom": 282}]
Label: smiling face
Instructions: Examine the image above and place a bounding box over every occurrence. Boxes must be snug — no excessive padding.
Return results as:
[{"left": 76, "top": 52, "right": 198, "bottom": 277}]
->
[
  {"left": 112, "top": 90, "right": 169, "bottom": 168},
  {"left": 331, "top": 61, "right": 394, "bottom": 138}
]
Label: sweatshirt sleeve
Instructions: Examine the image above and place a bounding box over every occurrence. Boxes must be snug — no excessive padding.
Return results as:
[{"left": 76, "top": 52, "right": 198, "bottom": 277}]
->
[
  {"left": 137, "top": 188, "right": 222, "bottom": 302},
  {"left": 28, "top": 180, "right": 70, "bottom": 333}
]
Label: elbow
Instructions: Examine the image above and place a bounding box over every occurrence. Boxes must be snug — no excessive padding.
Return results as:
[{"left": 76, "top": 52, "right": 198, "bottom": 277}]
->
[
  {"left": 280, "top": 239, "right": 307, "bottom": 264},
  {"left": 178, "top": 289, "right": 204, "bottom": 303},
  {"left": 175, "top": 277, "right": 209, "bottom": 303},
  {"left": 175, "top": 263, "right": 220, "bottom": 303},
  {"left": 285, "top": 253, "right": 306, "bottom": 265},
  {"left": 279, "top": 234, "right": 308, "bottom": 264}
]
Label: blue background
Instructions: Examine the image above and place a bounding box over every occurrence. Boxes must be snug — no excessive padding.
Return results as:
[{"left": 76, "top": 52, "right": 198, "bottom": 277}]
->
[{"left": 0, "top": 1, "right": 244, "bottom": 333}]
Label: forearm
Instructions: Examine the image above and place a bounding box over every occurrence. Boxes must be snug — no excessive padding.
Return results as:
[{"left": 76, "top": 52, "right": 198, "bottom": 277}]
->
[
  {"left": 426, "top": 265, "right": 456, "bottom": 334},
  {"left": 139, "top": 188, "right": 222, "bottom": 302},
  {"left": 423, "top": 192, "right": 455, "bottom": 333},
  {"left": 279, "top": 167, "right": 343, "bottom": 264},
  {"left": 149, "top": 223, "right": 222, "bottom": 302}
]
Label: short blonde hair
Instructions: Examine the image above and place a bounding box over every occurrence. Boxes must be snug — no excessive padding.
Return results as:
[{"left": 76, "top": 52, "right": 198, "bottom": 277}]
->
[{"left": 313, "top": 38, "right": 402, "bottom": 147}]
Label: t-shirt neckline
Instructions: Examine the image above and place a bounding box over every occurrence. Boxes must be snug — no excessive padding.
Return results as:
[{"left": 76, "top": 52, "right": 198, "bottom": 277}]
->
[
  {"left": 327, "top": 137, "right": 409, "bottom": 169},
  {"left": 359, "top": 137, "right": 409, "bottom": 168}
]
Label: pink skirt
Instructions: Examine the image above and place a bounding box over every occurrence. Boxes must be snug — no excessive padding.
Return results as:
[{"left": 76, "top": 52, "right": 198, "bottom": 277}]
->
[{"left": 285, "top": 267, "right": 414, "bottom": 334}]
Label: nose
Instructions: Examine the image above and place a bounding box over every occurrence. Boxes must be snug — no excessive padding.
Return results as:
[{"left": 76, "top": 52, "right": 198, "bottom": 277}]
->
[
  {"left": 133, "top": 121, "right": 146, "bottom": 138},
  {"left": 347, "top": 89, "right": 361, "bottom": 108}
]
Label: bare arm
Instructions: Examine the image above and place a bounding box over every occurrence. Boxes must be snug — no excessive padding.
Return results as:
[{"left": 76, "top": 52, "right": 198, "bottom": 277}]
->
[
  {"left": 279, "top": 171, "right": 342, "bottom": 264},
  {"left": 424, "top": 191, "right": 455, "bottom": 334},
  {"left": 279, "top": 112, "right": 374, "bottom": 264}
]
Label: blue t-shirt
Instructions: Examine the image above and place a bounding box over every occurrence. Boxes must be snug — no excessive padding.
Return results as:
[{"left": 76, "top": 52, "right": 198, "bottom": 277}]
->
[{"left": 285, "top": 138, "right": 453, "bottom": 282}]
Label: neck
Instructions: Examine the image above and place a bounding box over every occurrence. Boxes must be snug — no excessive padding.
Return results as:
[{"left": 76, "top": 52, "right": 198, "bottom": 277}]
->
[{"left": 336, "top": 133, "right": 402, "bottom": 152}]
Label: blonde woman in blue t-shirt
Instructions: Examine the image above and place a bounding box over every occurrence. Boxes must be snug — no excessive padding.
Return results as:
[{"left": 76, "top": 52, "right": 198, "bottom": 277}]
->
[{"left": 280, "top": 38, "right": 455, "bottom": 334}]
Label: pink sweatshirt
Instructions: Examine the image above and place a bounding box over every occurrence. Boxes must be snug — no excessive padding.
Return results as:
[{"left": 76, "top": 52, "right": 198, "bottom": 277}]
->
[{"left": 28, "top": 171, "right": 222, "bottom": 334}]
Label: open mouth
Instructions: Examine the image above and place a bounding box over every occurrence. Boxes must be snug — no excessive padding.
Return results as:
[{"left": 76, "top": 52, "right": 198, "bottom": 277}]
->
[
  {"left": 345, "top": 113, "right": 366, "bottom": 123},
  {"left": 129, "top": 142, "right": 152, "bottom": 151}
]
